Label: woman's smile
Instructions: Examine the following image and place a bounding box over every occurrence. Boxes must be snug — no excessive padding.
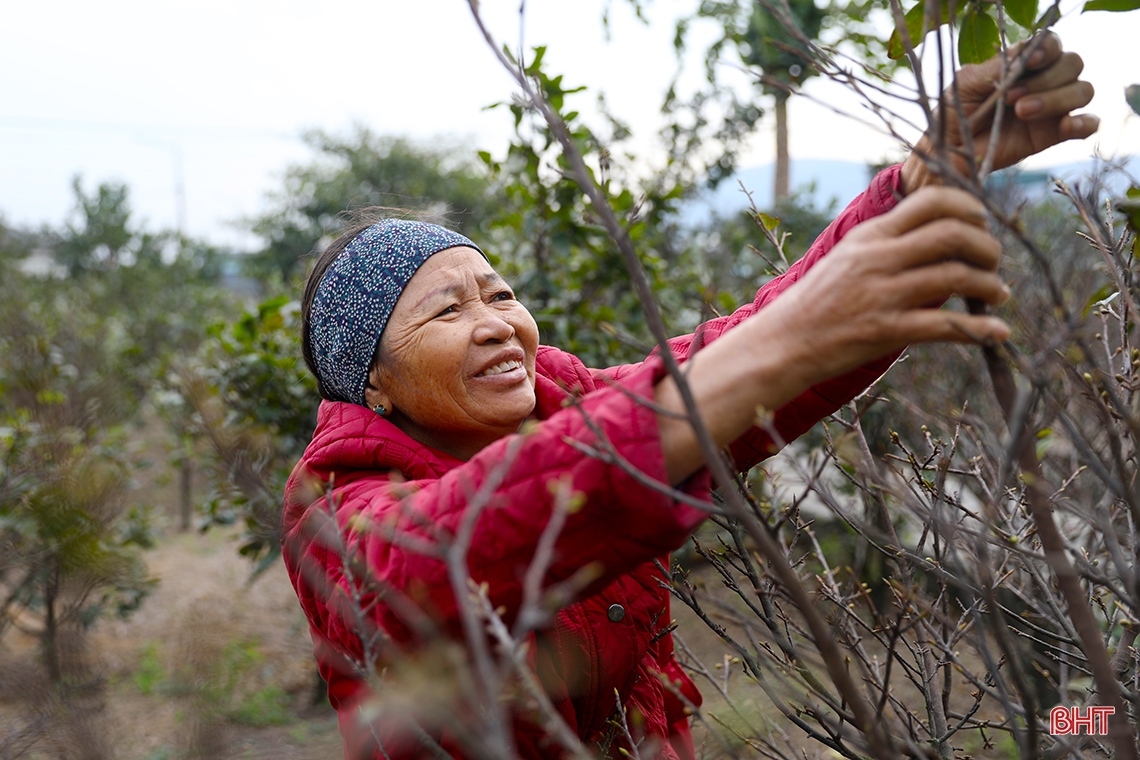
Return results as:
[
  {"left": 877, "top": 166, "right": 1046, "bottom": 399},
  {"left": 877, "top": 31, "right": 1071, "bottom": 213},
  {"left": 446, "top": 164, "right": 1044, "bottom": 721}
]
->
[{"left": 475, "top": 358, "right": 525, "bottom": 378}]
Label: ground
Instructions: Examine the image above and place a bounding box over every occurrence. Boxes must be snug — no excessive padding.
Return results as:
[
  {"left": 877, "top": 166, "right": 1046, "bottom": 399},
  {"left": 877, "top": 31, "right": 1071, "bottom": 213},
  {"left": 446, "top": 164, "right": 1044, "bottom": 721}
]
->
[
  {"left": 0, "top": 524, "right": 345, "bottom": 760},
  {"left": 0, "top": 513, "right": 751, "bottom": 759}
]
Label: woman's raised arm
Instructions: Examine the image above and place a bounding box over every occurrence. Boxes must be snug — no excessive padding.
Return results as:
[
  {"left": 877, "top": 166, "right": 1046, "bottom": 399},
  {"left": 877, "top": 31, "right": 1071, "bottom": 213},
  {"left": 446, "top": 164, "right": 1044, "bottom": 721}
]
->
[
  {"left": 655, "top": 34, "right": 1096, "bottom": 485},
  {"left": 654, "top": 186, "right": 1009, "bottom": 484}
]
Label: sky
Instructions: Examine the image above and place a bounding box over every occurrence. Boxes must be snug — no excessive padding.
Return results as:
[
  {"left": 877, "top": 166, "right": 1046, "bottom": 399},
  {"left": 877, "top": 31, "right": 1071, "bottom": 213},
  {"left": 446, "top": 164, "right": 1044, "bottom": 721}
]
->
[{"left": 2, "top": 0, "right": 1137, "bottom": 251}]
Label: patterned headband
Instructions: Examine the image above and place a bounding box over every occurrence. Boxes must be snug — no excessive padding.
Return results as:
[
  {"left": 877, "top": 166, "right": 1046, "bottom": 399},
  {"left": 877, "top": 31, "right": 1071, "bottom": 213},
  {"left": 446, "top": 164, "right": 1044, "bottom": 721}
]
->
[{"left": 308, "top": 219, "right": 485, "bottom": 406}]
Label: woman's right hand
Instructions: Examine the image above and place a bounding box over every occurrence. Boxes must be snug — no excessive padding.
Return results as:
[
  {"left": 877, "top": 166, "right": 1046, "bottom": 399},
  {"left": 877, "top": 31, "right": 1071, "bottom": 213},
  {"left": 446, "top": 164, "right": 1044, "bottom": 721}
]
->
[
  {"left": 656, "top": 186, "right": 1010, "bottom": 484},
  {"left": 773, "top": 186, "right": 1010, "bottom": 389}
]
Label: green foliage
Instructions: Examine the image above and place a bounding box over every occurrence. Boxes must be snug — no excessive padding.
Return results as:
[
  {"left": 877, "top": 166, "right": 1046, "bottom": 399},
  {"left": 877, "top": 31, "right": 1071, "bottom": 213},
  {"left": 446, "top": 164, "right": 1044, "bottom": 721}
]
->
[
  {"left": 0, "top": 215, "right": 38, "bottom": 274},
  {"left": 193, "top": 639, "right": 293, "bottom": 726},
  {"left": 227, "top": 684, "right": 293, "bottom": 726},
  {"left": 0, "top": 180, "right": 235, "bottom": 683},
  {"left": 134, "top": 641, "right": 166, "bottom": 694},
  {"left": 483, "top": 48, "right": 706, "bottom": 366},
  {"left": 207, "top": 295, "right": 317, "bottom": 459},
  {"left": 663, "top": 0, "right": 893, "bottom": 202},
  {"left": 245, "top": 128, "right": 498, "bottom": 285},
  {"left": 885, "top": 0, "right": 1139, "bottom": 64},
  {"left": 887, "top": 1, "right": 952, "bottom": 59},
  {"left": 138, "top": 637, "right": 293, "bottom": 726},
  {"left": 887, "top": 0, "right": 1049, "bottom": 64},
  {"left": 1119, "top": 185, "right": 1140, "bottom": 258},
  {"left": 1083, "top": 0, "right": 1140, "bottom": 10},
  {"left": 1127, "top": 84, "right": 1140, "bottom": 116},
  {"left": 0, "top": 411, "right": 156, "bottom": 676},
  {"left": 55, "top": 176, "right": 133, "bottom": 276},
  {"left": 958, "top": 4, "right": 1002, "bottom": 64},
  {"left": 1005, "top": 0, "right": 1041, "bottom": 27},
  {"left": 183, "top": 295, "right": 317, "bottom": 569},
  {"left": 739, "top": 0, "right": 828, "bottom": 95}
]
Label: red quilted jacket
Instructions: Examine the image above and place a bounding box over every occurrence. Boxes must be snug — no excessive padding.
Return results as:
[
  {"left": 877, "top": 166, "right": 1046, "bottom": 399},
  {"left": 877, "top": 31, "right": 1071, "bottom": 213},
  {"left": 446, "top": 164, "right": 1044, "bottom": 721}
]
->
[{"left": 282, "top": 166, "right": 903, "bottom": 759}]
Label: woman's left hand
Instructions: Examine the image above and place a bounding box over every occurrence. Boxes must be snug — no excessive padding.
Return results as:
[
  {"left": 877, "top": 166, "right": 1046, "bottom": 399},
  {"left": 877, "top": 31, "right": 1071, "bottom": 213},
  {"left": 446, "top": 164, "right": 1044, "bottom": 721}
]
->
[{"left": 901, "top": 32, "right": 1098, "bottom": 193}]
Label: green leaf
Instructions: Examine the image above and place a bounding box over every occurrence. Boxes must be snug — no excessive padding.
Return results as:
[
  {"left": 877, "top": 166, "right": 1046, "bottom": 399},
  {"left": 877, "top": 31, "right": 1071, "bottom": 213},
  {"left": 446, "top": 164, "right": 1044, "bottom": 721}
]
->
[
  {"left": 958, "top": 7, "right": 1000, "bottom": 65},
  {"left": 888, "top": 1, "right": 950, "bottom": 59},
  {"left": 35, "top": 389, "right": 67, "bottom": 405},
  {"left": 1120, "top": 186, "right": 1140, "bottom": 233},
  {"left": 758, "top": 212, "right": 780, "bottom": 231},
  {"left": 1036, "top": 3, "right": 1062, "bottom": 25},
  {"left": 1004, "top": 0, "right": 1039, "bottom": 27},
  {"left": 524, "top": 45, "right": 547, "bottom": 76},
  {"left": 1083, "top": 283, "right": 1118, "bottom": 318},
  {"left": 1127, "top": 85, "right": 1140, "bottom": 116},
  {"left": 257, "top": 293, "right": 289, "bottom": 319},
  {"left": 1083, "top": 0, "right": 1140, "bottom": 10}
]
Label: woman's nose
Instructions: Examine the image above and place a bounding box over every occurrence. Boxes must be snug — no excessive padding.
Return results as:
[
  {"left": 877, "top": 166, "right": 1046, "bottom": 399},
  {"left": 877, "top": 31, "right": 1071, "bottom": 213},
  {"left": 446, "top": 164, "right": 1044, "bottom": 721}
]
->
[{"left": 472, "top": 307, "right": 516, "bottom": 344}]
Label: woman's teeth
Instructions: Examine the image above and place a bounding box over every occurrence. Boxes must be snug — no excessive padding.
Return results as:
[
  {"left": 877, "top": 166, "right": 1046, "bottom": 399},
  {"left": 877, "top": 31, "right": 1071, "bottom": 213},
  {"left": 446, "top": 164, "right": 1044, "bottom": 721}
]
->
[{"left": 479, "top": 360, "right": 523, "bottom": 377}]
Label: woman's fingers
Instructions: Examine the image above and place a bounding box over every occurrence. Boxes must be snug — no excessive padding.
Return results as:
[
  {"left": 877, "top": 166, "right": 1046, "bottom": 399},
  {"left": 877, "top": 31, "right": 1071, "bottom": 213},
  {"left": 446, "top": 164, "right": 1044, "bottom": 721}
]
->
[
  {"left": 1015, "top": 79, "right": 1095, "bottom": 121},
  {"left": 889, "top": 218, "right": 1003, "bottom": 271},
  {"left": 866, "top": 186, "right": 987, "bottom": 238},
  {"left": 860, "top": 187, "right": 1002, "bottom": 272},
  {"left": 961, "top": 33, "right": 1062, "bottom": 105},
  {"left": 1060, "top": 113, "right": 1101, "bottom": 141},
  {"left": 965, "top": 33, "right": 1060, "bottom": 87},
  {"left": 1016, "top": 32, "right": 1063, "bottom": 73},
  {"left": 892, "top": 261, "right": 1010, "bottom": 307},
  {"left": 786, "top": 182, "right": 1012, "bottom": 370},
  {"left": 1010, "top": 51, "right": 1084, "bottom": 99},
  {"left": 896, "top": 309, "right": 1011, "bottom": 344}
]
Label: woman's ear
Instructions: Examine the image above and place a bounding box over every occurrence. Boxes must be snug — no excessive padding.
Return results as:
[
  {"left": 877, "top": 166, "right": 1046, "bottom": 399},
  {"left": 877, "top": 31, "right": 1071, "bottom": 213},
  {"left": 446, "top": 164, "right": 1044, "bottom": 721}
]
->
[{"left": 363, "top": 365, "right": 392, "bottom": 414}]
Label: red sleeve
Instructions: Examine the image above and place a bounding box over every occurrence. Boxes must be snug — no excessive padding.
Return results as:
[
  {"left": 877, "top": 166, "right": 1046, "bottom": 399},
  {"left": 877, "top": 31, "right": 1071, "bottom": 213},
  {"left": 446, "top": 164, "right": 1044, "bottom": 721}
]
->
[
  {"left": 596, "top": 164, "right": 904, "bottom": 470},
  {"left": 285, "top": 357, "right": 710, "bottom": 659}
]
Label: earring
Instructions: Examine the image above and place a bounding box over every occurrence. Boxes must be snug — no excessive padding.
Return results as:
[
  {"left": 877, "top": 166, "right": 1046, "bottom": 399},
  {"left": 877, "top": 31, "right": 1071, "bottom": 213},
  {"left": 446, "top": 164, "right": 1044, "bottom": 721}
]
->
[{"left": 373, "top": 404, "right": 387, "bottom": 416}]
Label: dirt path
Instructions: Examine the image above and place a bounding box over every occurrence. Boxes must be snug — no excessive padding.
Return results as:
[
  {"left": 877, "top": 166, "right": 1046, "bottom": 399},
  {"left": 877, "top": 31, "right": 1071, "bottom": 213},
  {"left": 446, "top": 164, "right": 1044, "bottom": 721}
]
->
[
  {"left": 0, "top": 525, "right": 344, "bottom": 760},
  {"left": 2, "top": 516, "right": 750, "bottom": 760}
]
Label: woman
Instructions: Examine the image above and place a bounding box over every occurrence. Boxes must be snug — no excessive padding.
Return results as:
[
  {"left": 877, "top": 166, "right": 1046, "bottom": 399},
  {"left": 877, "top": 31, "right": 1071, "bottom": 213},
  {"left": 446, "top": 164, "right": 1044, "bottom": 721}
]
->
[{"left": 282, "top": 37, "right": 1096, "bottom": 760}]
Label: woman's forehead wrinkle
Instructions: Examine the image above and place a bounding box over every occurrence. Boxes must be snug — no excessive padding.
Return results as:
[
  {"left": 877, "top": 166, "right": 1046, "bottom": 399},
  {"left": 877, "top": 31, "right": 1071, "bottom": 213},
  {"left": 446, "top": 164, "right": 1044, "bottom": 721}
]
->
[
  {"left": 479, "top": 271, "right": 509, "bottom": 289},
  {"left": 413, "top": 280, "right": 465, "bottom": 311},
  {"left": 410, "top": 267, "right": 507, "bottom": 311}
]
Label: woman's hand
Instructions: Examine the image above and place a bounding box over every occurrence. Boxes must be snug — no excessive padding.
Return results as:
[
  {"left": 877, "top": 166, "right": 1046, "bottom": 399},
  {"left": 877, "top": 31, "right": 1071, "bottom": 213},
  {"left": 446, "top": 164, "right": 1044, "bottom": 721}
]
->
[
  {"left": 901, "top": 33, "right": 1098, "bottom": 193},
  {"left": 656, "top": 186, "right": 1009, "bottom": 484},
  {"left": 774, "top": 186, "right": 1010, "bottom": 386}
]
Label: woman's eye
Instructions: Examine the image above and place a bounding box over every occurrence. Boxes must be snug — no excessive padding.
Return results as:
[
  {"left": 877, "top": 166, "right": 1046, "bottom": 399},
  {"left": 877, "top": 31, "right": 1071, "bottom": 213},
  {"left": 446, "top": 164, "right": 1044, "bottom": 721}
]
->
[
  {"left": 493, "top": 291, "right": 514, "bottom": 302},
  {"left": 434, "top": 305, "right": 456, "bottom": 318}
]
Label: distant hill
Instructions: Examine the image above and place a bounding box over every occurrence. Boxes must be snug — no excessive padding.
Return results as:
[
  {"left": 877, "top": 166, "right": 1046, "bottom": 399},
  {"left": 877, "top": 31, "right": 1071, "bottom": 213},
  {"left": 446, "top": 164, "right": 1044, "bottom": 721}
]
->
[{"left": 682, "top": 156, "right": 1138, "bottom": 224}]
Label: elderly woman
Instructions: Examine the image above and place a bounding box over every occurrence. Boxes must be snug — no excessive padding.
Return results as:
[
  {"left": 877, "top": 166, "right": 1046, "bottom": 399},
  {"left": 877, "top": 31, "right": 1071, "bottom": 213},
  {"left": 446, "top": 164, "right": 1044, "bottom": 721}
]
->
[{"left": 283, "top": 37, "right": 1096, "bottom": 760}]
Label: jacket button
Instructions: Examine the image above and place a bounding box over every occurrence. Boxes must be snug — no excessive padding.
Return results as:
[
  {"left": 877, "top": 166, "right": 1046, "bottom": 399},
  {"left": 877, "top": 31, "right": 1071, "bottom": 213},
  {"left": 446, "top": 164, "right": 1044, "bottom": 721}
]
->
[{"left": 607, "top": 604, "right": 626, "bottom": 623}]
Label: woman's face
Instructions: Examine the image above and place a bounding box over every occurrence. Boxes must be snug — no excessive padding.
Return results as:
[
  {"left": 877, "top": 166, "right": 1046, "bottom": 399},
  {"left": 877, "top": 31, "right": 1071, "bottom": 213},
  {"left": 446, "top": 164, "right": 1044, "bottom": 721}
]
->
[{"left": 364, "top": 246, "right": 539, "bottom": 460}]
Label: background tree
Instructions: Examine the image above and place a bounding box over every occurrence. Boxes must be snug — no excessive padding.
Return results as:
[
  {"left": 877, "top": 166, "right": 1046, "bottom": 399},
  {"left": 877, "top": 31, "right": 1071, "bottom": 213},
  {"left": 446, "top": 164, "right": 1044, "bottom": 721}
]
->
[
  {"left": 245, "top": 128, "right": 499, "bottom": 287},
  {"left": 0, "top": 178, "right": 239, "bottom": 755},
  {"left": 654, "top": 0, "right": 902, "bottom": 204},
  {"left": 688, "top": 0, "right": 827, "bottom": 201},
  {"left": 54, "top": 177, "right": 133, "bottom": 276}
]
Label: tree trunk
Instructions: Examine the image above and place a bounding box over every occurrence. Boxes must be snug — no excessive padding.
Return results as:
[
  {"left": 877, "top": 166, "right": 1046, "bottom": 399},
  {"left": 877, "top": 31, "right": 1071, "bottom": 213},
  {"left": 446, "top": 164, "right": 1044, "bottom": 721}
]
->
[
  {"left": 312, "top": 669, "right": 329, "bottom": 706},
  {"left": 774, "top": 94, "right": 790, "bottom": 203},
  {"left": 43, "top": 562, "right": 61, "bottom": 685},
  {"left": 179, "top": 454, "right": 193, "bottom": 532}
]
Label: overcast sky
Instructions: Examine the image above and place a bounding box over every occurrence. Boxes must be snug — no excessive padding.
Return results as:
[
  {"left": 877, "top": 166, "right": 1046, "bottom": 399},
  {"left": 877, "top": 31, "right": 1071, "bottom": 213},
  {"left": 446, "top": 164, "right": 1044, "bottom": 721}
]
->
[{"left": 2, "top": 0, "right": 1136, "bottom": 250}]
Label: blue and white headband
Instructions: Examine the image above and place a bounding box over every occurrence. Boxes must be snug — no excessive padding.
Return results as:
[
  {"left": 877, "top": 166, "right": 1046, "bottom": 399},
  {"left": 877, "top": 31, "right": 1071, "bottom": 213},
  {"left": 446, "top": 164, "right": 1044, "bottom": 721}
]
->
[{"left": 308, "top": 219, "right": 484, "bottom": 406}]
